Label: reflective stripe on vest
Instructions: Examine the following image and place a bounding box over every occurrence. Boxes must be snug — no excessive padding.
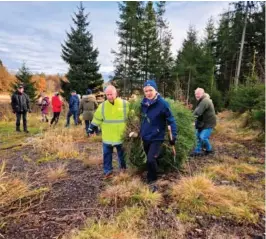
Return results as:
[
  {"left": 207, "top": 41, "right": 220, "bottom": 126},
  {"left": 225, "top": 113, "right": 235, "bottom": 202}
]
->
[{"left": 101, "top": 100, "right": 126, "bottom": 124}]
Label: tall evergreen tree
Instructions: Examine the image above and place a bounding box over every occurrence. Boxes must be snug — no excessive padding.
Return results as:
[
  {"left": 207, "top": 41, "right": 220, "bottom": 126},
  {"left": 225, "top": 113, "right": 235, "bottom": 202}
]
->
[
  {"left": 155, "top": 1, "right": 174, "bottom": 97},
  {"left": 61, "top": 2, "right": 102, "bottom": 99},
  {"left": 112, "top": 1, "right": 144, "bottom": 95},
  {"left": 11, "top": 63, "right": 37, "bottom": 102},
  {"left": 175, "top": 26, "right": 200, "bottom": 104}
]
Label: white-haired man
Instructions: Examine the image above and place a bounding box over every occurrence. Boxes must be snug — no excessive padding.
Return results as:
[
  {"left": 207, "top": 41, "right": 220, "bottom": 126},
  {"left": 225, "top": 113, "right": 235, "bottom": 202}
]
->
[
  {"left": 191, "top": 88, "right": 216, "bottom": 156},
  {"left": 88, "top": 85, "right": 129, "bottom": 178}
]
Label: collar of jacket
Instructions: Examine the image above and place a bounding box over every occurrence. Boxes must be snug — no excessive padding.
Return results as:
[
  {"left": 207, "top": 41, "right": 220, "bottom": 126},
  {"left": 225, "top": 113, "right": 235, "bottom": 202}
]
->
[
  {"left": 106, "top": 97, "right": 120, "bottom": 105},
  {"left": 197, "top": 94, "right": 206, "bottom": 105},
  {"left": 141, "top": 93, "right": 160, "bottom": 107}
]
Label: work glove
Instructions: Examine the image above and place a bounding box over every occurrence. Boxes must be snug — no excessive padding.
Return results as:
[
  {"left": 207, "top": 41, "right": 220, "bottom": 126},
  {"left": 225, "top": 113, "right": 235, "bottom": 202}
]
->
[{"left": 88, "top": 124, "right": 97, "bottom": 136}]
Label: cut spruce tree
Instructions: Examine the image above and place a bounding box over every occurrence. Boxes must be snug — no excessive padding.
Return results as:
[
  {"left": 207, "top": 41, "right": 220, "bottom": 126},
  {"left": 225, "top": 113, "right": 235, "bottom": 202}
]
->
[{"left": 123, "top": 98, "right": 196, "bottom": 171}]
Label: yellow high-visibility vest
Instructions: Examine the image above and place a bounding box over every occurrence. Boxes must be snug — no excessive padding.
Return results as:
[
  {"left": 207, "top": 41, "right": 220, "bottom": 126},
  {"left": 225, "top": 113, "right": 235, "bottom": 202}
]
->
[{"left": 92, "top": 97, "right": 129, "bottom": 145}]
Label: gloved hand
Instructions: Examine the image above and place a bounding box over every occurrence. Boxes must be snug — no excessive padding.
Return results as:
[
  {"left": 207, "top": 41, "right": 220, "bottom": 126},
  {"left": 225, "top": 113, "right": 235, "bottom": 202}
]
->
[
  {"left": 169, "top": 138, "right": 176, "bottom": 146},
  {"left": 28, "top": 110, "right": 32, "bottom": 113},
  {"left": 88, "top": 127, "right": 95, "bottom": 136},
  {"left": 88, "top": 124, "right": 98, "bottom": 136}
]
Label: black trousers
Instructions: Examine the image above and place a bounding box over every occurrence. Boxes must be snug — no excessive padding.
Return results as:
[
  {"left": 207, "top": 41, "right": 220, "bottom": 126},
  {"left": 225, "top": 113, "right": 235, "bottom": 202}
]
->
[
  {"left": 51, "top": 112, "right": 60, "bottom": 125},
  {"left": 143, "top": 140, "right": 163, "bottom": 183},
  {"left": 16, "top": 112, "right": 27, "bottom": 130}
]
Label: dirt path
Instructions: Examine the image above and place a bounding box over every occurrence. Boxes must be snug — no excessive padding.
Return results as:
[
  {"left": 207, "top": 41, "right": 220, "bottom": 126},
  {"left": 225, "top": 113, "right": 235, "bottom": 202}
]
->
[{"left": 0, "top": 114, "right": 265, "bottom": 239}]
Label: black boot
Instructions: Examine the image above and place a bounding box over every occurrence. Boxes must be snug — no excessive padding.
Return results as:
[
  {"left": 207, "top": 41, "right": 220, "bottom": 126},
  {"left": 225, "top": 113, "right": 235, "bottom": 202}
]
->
[
  {"left": 16, "top": 126, "right": 21, "bottom": 132},
  {"left": 23, "top": 127, "right": 29, "bottom": 133}
]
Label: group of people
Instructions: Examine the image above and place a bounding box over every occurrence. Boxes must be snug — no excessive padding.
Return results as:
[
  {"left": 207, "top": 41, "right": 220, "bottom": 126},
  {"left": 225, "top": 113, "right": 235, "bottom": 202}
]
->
[
  {"left": 88, "top": 81, "right": 216, "bottom": 192},
  {"left": 11, "top": 80, "right": 216, "bottom": 192},
  {"left": 11, "top": 85, "right": 99, "bottom": 135},
  {"left": 39, "top": 91, "right": 63, "bottom": 126},
  {"left": 65, "top": 89, "right": 98, "bottom": 136}
]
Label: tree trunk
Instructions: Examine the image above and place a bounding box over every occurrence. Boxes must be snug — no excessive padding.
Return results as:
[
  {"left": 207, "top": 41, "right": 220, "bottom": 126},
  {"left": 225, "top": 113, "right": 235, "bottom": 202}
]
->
[
  {"left": 235, "top": 1, "right": 249, "bottom": 88},
  {"left": 186, "top": 69, "right": 191, "bottom": 105}
]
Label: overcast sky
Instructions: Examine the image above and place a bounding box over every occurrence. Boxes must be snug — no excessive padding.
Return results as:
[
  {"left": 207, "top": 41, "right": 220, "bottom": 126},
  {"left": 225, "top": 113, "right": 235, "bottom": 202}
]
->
[{"left": 0, "top": 1, "right": 230, "bottom": 80}]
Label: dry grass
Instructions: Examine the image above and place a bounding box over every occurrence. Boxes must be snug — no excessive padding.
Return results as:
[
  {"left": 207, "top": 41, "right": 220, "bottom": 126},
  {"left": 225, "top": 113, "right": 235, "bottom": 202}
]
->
[
  {"left": 87, "top": 135, "right": 102, "bottom": 143},
  {"left": 100, "top": 177, "right": 162, "bottom": 207},
  {"left": 46, "top": 163, "right": 68, "bottom": 182},
  {"left": 205, "top": 162, "right": 260, "bottom": 182},
  {"left": 0, "top": 162, "right": 49, "bottom": 226},
  {"left": 31, "top": 127, "right": 86, "bottom": 159},
  {"left": 82, "top": 155, "right": 102, "bottom": 167},
  {"left": 214, "top": 111, "right": 260, "bottom": 141},
  {"left": 171, "top": 174, "right": 264, "bottom": 224},
  {"left": 111, "top": 172, "right": 132, "bottom": 184},
  {"left": 0, "top": 103, "right": 14, "bottom": 122},
  {"left": 67, "top": 206, "right": 145, "bottom": 239}
]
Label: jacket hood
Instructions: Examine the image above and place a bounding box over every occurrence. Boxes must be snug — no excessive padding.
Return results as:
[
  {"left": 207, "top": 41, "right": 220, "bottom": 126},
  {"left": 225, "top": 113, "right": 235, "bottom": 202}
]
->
[{"left": 83, "top": 94, "right": 96, "bottom": 102}]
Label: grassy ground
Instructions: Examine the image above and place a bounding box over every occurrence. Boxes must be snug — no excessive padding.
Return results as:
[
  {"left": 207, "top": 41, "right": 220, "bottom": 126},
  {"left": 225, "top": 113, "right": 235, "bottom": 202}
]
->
[{"left": 0, "top": 110, "right": 264, "bottom": 239}]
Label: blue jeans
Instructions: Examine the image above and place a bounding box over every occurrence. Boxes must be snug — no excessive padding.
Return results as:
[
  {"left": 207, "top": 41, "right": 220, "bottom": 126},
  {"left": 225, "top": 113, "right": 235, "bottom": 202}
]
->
[
  {"left": 194, "top": 128, "right": 213, "bottom": 153},
  {"left": 66, "top": 110, "right": 78, "bottom": 126},
  {"left": 103, "top": 143, "right": 126, "bottom": 175}
]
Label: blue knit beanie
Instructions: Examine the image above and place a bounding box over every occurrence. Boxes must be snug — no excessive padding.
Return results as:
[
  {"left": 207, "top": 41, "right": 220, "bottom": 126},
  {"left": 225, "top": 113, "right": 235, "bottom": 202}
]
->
[
  {"left": 143, "top": 80, "right": 158, "bottom": 91},
  {"left": 86, "top": 89, "right": 92, "bottom": 95}
]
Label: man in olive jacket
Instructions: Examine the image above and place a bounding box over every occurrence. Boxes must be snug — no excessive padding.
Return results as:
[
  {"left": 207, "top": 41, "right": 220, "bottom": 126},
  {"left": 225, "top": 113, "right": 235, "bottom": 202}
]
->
[
  {"left": 11, "top": 85, "right": 31, "bottom": 133},
  {"left": 191, "top": 88, "right": 216, "bottom": 156},
  {"left": 79, "top": 89, "right": 98, "bottom": 135}
]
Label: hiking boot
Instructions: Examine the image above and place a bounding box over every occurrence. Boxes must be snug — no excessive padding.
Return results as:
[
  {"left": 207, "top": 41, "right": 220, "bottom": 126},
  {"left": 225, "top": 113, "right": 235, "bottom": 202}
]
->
[
  {"left": 149, "top": 184, "right": 158, "bottom": 193},
  {"left": 24, "top": 130, "right": 29, "bottom": 133},
  {"left": 205, "top": 150, "right": 215, "bottom": 155},
  {"left": 16, "top": 128, "right": 21, "bottom": 132},
  {"left": 104, "top": 172, "right": 113, "bottom": 179}
]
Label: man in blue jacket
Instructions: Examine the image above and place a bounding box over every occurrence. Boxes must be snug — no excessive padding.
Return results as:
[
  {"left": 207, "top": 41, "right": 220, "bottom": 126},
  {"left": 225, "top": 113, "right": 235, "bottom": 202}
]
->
[
  {"left": 65, "top": 90, "right": 80, "bottom": 127},
  {"left": 140, "top": 80, "right": 177, "bottom": 191}
]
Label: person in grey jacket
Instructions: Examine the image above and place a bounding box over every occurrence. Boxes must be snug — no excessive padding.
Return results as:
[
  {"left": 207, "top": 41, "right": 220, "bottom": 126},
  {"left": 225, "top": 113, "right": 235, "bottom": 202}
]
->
[
  {"left": 79, "top": 89, "right": 98, "bottom": 135},
  {"left": 191, "top": 88, "right": 216, "bottom": 157},
  {"left": 11, "top": 85, "right": 31, "bottom": 133}
]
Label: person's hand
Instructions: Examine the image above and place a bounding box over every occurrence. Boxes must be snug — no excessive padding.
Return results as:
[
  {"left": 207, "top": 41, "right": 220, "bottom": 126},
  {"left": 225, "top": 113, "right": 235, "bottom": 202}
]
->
[
  {"left": 169, "top": 138, "right": 176, "bottom": 146},
  {"left": 129, "top": 132, "right": 138, "bottom": 138},
  {"left": 88, "top": 127, "right": 95, "bottom": 136},
  {"left": 28, "top": 110, "right": 32, "bottom": 113}
]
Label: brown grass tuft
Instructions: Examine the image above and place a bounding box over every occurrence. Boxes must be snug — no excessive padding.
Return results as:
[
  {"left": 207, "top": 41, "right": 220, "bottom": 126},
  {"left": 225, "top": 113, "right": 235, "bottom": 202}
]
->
[
  {"left": 46, "top": 163, "right": 68, "bottom": 182},
  {"left": 100, "top": 177, "right": 162, "bottom": 207},
  {"left": 171, "top": 174, "right": 264, "bottom": 223}
]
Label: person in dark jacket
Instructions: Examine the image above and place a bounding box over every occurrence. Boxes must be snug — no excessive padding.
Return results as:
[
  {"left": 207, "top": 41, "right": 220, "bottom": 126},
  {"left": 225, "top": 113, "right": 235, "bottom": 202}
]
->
[
  {"left": 50, "top": 92, "right": 62, "bottom": 126},
  {"left": 138, "top": 80, "right": 177, "bottom": 191},
  {"left": 191, "top": 88, "right": 216, "bottom": 156},
  {"left": 11, "top": 84, "right": 31, "bottom": 133},
  {"left": 79, "top": 89, "right": 98, "bottom": 135},
  {"left": 65, "top": 90, "right": 80, "bottom": 127}
]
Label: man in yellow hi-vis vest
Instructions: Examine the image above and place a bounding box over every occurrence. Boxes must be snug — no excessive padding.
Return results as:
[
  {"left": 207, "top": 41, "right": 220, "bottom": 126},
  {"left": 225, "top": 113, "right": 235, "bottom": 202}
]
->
[{"left": 88, "top": 85, "right": 129, "bottom": 178}]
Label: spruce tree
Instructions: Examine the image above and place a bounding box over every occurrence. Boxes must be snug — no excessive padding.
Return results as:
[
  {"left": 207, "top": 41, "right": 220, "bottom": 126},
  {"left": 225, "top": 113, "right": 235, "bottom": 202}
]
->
[
  {"left": 61, "top": 2, "right": 102, "bottom": 99},
  {"left": 12, "top": 63, "right": 37, "bottom": 102}
]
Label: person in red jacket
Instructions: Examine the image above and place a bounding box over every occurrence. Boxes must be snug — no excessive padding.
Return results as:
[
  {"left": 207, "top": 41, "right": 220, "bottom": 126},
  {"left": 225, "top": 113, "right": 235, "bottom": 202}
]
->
[{"left": 50, "top": 92, "right": 62, "bottom": 126}]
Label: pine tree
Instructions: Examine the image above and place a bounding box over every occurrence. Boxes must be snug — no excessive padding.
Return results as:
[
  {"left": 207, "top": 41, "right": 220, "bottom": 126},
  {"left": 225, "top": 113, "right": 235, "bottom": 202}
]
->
[
  {"left": 140, "top": 2, "right": 160, "bottom": 81},
  {"left": 12, "top": 63, "right": 37, "bottom": 102},
  {"left": 61, "top": 2, "right": 102, "bottom": 99},
  {"left": 155, "top": 1, "right": 174, "bottom": 97},
  {"left": 175, "top": 26, "right": 200, "bottom": 104},
  {"left": 113, "top": 1, "right": 145, "bottom": 95}
]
